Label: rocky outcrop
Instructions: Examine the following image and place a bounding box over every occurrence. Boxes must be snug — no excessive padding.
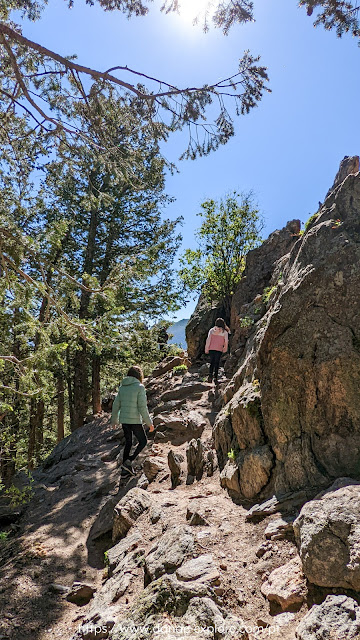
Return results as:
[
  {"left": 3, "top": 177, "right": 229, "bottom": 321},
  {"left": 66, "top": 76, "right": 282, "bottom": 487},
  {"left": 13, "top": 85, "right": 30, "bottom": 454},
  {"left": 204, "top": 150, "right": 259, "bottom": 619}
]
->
[
  {"left": 214, "top": 158, "right": 360, "bottom": 501},
  {"left": 325, "top": 154, "right": 359, "bottom": 199},
  {"left": 293, "top": 478, "right": 360, "bottom": 589},
  {"left": 295, "top": 595, "right": 360, "bottom": 640}
]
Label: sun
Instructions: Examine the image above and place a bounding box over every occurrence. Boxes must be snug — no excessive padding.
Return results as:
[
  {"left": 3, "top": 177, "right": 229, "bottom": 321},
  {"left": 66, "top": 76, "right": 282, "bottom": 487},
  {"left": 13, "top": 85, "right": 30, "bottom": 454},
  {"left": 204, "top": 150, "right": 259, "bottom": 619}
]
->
[{"left": 176, "top": 0, "right": 214, "bottom": 27}]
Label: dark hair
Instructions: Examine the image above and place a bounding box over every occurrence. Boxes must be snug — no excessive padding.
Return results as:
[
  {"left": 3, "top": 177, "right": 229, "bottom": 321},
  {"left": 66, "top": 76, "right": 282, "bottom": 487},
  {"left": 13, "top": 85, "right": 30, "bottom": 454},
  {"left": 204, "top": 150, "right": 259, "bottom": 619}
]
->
[
  {"left": 127, "top": 366, "right": 144, "bottom": 382},
  {"left": 215, "top": 318, "right": 225, "bottom": 329}
]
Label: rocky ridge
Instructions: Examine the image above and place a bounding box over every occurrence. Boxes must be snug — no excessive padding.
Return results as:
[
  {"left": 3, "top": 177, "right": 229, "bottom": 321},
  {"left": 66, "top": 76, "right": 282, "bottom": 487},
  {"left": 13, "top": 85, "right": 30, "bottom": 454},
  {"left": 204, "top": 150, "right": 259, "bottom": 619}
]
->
[{"left": 212, "top": 156, "right": 360, "bottom": 503}]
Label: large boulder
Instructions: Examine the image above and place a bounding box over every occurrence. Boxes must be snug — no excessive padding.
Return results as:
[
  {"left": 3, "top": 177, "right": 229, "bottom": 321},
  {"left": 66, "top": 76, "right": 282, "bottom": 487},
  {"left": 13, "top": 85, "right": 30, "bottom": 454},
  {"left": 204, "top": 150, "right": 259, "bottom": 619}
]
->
[
  {"left": 293, "top": 478, "right": 360, "bottom": 589},
  {"left": 295, "top": 595, "right": 360, "bottom": 640},
  {"left": 214, "top": 159, "right": 360, "bottom": 500}
]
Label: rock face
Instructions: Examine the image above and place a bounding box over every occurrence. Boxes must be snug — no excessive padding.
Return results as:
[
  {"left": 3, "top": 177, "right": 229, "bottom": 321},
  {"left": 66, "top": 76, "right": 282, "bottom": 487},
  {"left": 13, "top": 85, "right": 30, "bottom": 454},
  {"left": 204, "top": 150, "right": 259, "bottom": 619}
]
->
[
  {"left": 214, "top": 159, "right": 360, "bottom": 500},
  {"left": 325, "top": 154, "right": 359, "bottom": 199},
  {"left": 295, "top": 595, "right": 360, "bottom": 640},
  {"left": 293, "top": 478, "right": 360, "bottom": 589}
]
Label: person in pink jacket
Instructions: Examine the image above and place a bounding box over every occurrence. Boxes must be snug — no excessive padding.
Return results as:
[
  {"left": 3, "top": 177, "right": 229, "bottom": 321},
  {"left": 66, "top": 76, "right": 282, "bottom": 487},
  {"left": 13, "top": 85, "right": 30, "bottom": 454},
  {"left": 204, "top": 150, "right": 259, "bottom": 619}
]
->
[{"left": 205, "top": 318, "right": 229, "bottom": 384}]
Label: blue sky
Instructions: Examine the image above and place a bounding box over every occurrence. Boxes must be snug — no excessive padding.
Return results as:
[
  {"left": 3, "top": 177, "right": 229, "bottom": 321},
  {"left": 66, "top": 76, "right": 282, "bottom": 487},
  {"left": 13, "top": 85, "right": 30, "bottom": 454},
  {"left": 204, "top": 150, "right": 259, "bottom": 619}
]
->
[{"left": 21, "top": 0, "right": 360, "bottom": 320}]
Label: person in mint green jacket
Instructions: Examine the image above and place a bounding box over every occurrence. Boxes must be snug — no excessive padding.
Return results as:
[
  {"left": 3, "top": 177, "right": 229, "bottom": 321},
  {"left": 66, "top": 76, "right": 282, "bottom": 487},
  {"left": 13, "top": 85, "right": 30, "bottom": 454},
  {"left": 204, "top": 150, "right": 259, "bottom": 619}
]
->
[{"left": 111, "top": 366, "right": 154, "bottom": 475}]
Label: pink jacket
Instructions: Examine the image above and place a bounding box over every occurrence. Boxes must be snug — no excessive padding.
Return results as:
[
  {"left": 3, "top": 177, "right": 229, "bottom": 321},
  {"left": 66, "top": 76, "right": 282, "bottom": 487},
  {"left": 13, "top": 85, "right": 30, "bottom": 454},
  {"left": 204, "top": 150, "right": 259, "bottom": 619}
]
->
[{"left": 205, "top": 327, "right": 228, "bottom": 354}]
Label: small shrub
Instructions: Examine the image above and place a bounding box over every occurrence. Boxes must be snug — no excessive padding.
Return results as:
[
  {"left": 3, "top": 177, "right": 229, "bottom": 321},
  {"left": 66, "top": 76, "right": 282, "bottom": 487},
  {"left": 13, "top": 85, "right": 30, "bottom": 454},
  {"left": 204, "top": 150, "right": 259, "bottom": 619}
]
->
[
  {"left": 239, "top": 316, "right": 254, "bottom": 329},
  {"left": 262, "top": 285, "right": 276, "bottom": 304},
  {"left": 0, "top": 531, "right": 10, "bottom": 543},
  {"left": 172, "top": 364, "right": 188, "bottom": 374},
  {"left": 5, "top": 478, "right": 33, "bottom": 507},
  {"left": 227, "top": 448, "right": 236, "bottom": 461},
  {"left": 168, "top": 344, "right": 184, "bottom": 357},
  {"left": 304, "top": 212, "right": 320, "bottom": 231}
]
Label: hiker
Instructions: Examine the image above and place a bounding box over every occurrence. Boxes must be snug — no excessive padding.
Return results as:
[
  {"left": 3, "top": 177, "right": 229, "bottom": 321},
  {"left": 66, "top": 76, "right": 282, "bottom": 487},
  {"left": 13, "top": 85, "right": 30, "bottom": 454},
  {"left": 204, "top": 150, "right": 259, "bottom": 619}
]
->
[
  {"left": 111, "top": 365, "right": 154, "bottom": 476},
  {"left": 204, "top": 318, "right": 229, "bottom": 384}
]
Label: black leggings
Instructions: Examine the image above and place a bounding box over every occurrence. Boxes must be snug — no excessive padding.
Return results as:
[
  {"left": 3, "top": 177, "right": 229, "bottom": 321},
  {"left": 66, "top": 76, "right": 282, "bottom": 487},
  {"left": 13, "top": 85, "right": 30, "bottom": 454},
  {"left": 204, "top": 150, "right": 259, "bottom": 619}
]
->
[
  {"left": 122, "top": 423, "right": 148, "bottom": 462},
  {"left": 209, "top": 350, "right": 222, "bottom": 380}
]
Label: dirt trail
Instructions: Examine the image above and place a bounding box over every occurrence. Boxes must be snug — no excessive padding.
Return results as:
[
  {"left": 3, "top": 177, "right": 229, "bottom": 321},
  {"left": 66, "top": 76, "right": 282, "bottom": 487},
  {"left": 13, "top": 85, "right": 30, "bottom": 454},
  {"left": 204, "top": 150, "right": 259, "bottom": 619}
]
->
[{"left": 0, "top": 367, "right": 305, "bottom": 640}]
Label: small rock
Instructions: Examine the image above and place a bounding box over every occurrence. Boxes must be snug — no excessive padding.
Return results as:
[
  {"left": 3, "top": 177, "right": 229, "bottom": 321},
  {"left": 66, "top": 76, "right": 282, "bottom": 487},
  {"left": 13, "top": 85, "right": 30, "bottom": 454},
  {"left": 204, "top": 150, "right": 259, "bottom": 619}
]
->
[
  {"left": 176, "top": 554, "right": 220, "bottom": 585},
  {"left": 265, "top": 516, "right": 295, "bottom": 540},
  {"left": 149, "top": 506, "right": 162, "bottom": 524},
  {"left": 143, "top": 456, "right": 165, "bottom": 482},
  {"left": 256, "top": 541, "right": 272, "bottom": 558},
  {"left": 186, "top": 504, "right": 209, "bottom": 526},
  {"left": 106, "top": 531, "right": 141, "bottom": 574},
  {"left": 261, "top": 557, "right": 307, "bottom": 611},
  {"left": 66, "top": 582, "right": 95, "bottom": 605},
  {"left": 220, "top": 461, "right": 240, "bottom": 494},
  {"left": 168, "top": 450, "right": 184, "bottom": 489},
  {"left": 137, "top": 473, "right": 149, "bottom": 490},
  {"left": 257, "top": 618, "right": 270, "bottom": 629},
  {"left": 48, "top": 583, "right": 70, "bottom": 595}
]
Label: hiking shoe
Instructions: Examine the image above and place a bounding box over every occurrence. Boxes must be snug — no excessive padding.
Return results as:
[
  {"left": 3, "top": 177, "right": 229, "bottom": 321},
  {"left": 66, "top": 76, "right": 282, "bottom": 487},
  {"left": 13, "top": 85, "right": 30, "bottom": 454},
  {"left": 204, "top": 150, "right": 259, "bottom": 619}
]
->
[{"left": 121, "top": 460, "right": 135, "bottom": 475}]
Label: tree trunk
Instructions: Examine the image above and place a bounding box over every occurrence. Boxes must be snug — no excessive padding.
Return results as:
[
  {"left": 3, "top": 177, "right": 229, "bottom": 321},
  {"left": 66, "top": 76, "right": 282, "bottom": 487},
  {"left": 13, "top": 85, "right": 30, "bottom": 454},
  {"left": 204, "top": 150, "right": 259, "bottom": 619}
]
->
[
  {"left": 72, "top": 202, "right": 98, "bottom": 430},
  {"left": 28, "top": 399, "right": 45, "bottom": 468},
  {"left": 66, "top": 346, "right": 75, "bottom": 431},
  {"left": 35, "top": 400, "right": 44, "bottom": 460},
  {"left": 57, "top": 373, "right": 65, "bottom": 442},
  {"left": 92, "top": 354, "right": 101, "bottom": 414},
  {"left": 0, "top": 440, "right": 16, "bottom": 488},
  {"left": 72, "top": 341, "right": 89, "bottom": 430},
  {"left": 28, "top": 398, "right": 37, "bottom": 470}
]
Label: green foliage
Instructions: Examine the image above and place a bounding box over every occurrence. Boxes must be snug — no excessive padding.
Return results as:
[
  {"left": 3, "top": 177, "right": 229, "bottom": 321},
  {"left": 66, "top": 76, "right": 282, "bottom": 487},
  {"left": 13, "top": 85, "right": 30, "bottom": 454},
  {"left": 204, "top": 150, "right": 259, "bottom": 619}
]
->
[
  {"left": 179, "top": 192, "right": 263, "bottom": 307},
  {"left": 104, "top": 550, "right": 109, "bottom": 567},
  {"left": 239, "top": 316, "right": 254, "bottom": 329},
  {"left": 0, "top": 531, "right": 10, "bottom": 542},
  {"left": 172, "top": 364, "right": 188, "bottom": 374},
  {"left": 304, "top": 212, "right": 320, "bottom": 231},
  {"left": 167, "top": 344, "right": 185, "bottom": 357},
  {"left": 5, "top": 479, "right": 33, "bottom": 507},
  {"left": 299, "top": 1, "right": 360, "bottom": 40},
  {"left": 227, "top": 446, "right": 239, "bottom": 461},
  {"left": 262, "top": 285, "right": 276, "bottom": 304}
]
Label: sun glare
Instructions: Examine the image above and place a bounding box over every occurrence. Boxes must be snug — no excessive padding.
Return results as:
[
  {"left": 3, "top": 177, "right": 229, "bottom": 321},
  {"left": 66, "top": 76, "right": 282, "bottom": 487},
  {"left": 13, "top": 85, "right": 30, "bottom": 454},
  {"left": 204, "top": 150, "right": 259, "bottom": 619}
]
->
[{"left": 176, "top": 0, "right": 214, "bottom": 27}]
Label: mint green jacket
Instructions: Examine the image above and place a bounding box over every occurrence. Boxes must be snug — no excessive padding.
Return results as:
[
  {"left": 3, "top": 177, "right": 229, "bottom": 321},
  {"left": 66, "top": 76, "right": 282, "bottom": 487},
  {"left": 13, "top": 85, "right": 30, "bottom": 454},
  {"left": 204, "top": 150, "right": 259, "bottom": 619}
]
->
[{"left": 111, "top": 376, "right": 152, "bottom": 427}]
